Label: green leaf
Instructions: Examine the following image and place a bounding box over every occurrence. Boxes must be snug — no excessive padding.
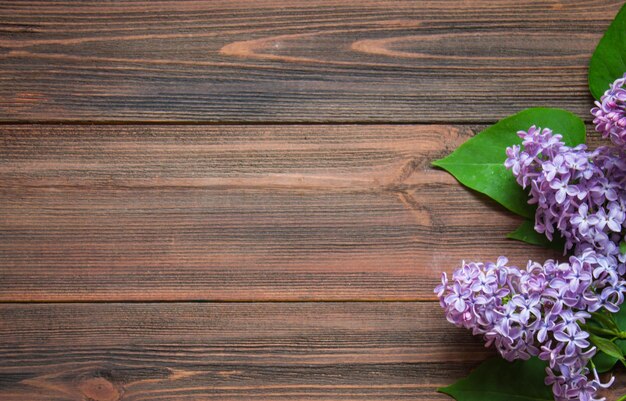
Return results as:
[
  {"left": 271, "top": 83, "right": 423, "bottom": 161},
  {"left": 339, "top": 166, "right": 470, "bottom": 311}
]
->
[
  {"left": 439, "top": 357, "right": 552, "bottom": 401},
  {"left": 589, "top": 334, "right": 624, "bottom": 360},
  {"left": 589, "top": 2, "right": 626, "bottom": 99},
  {"left": 620, "top": 241, "right": 626, "bottom": 255},
  {"left": 591, "top": 339, "right": 626, "bottom": 373},
  {"left": 591, "top": 304, "right": 626, "bottom": 372},
  {"left": 432, "top": 108, "right": 586, "bottom": 219},
  {"left": 612, "top": 302, "right": 626, "bottom": 332},
  {"left": 507, "top": 219, "right": 565, "bottom": 250},
  {"left": 593, "top": 350, "right": 619, "bottom": 373},
  {"left": 590, "top": 311, "right": 620, "bottom": 333}
]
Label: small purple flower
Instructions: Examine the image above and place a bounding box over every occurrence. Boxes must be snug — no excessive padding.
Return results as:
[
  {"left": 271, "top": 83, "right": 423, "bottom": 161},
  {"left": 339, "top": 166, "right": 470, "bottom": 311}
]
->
[
  {"left": 549, "top": 175, "right": 572, "bottom": 204},
  {"left": 536, "top": 316, "right": 556, "bottom": 343},
  {"left": 607, "top": 202, "right": 625, "bottom": 231},
  {"left": 553, "top": 329, "right": 589, "bottom": 358},
  {"left": 589, "top": 177, "right": 619, "bottom": 202},
  {"left": 539, "top": 342, "right": 563, "bottom": 369},
  {"left": 470, "top": 270, "right": 498, "bottom": 294},
  {"left": 435, "top": 272, "right": 447, "bottom": 295},
  {"left": 571, "top": 204, "right": 600, "bottom": 236},
  {"left": 592, "top": 285, "right": 622, "bottom": 313},
  {"left": 553, "top": 309, "right": 589, "bottom": 335},
  {"left": 444, "top": 282, "right": 470, "bottom": 313}
]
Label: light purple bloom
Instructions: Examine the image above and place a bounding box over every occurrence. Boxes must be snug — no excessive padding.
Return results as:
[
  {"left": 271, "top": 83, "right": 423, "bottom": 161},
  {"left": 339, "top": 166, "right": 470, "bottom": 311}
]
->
[
  {"left": 435, "top": 252, "right": 622, "bottom": 401},
  {"left": 571, "top": 204, "right": 600, "bottom": 236},
  {"left": 553, "top": 329, "right": 589, "bottom": 356},
  {"left": 591, "top": 74, "right": 626, "bottom": 147},
  {"left": 504, "top": 126, "right": 626, "bottom": 269},
  {"left": 437, "top": 76, "right": 626, "bottom": 401}
]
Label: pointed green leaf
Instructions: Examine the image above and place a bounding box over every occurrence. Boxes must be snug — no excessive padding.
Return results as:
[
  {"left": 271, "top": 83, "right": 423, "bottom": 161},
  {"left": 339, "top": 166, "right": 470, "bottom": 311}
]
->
[
  {"left": 592, "top": 350, "right": 619, "bottom": 373},
  {"left": 589, "top": 3, "right": 626, "bottom": 99},
  {"left": 592, "top": 304, "right": 626, "bottom": 372},
  {"left": 590, "top": 311, "right": 620, "bottom": 333},
  {"left": 438, "top": 357, "right": 552, "bottom": 401},
  {"left": 612, "top": 302, "right": 626, "bottom": 332},
  {"left": 507, "top": 220, "right": 565, "bottom": 250},
  {"left": 589, "top": 334, "right": 624, "bottom": 361},
  {"left": 591, "top": 339, "right": 626, "bottom": 373},
  {"left": 433, "top": 108, "right": 586, "bottom": 219}
]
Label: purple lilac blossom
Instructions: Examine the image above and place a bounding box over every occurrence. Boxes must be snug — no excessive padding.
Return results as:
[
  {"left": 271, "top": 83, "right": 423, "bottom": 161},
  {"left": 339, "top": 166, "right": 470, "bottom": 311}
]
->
[
  {"left": 504, "top": 126, "right": 626, "bottom": 266},
  {"left": 436, "top": 253, "right": 618, "bottom": 401},
  {"left": 592, "top": 74, "right": 626, "bottom": 147},
  {"left": 437, "top": 77, "right": 626, "bottom": 401}
]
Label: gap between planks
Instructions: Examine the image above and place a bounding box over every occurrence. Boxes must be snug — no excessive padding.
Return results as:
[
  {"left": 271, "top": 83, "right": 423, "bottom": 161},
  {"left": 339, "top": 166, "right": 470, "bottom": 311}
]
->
[
  {"left": 0, "top": 299, "right": 439, "bottom": 304},
  {"left": 0, "top": 120, "right": 493, "bottom": 126}
]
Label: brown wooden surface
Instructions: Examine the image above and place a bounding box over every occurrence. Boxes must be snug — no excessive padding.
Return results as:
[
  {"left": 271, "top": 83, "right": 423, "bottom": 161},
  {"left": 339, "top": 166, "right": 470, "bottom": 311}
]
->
[
  {"left": 1, "top": 303, "right": 625, "bottom": 400},
  {"left": 0, "top": 124, "right": 559, "bottom": 302},
  {"left": 0, "top": 303, "right": 488, "bottom": 400},
  {"left": 1, "top": 1, "right": 622, "bottom": 400},
  {"left": 0, "top": 0, "right": 622, "bottom": 122}
]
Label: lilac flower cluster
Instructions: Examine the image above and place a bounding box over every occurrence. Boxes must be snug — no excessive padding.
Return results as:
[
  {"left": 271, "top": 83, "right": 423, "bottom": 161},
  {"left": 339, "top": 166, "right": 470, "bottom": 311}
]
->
[
  {"left": 592, "top": 73, "right": 626, "bottom": 147},
  {"left": 436, "top": 76, "right": 626, "bottom": 401},
  {"left": 504, "top": 126, "right": 626, "bottom": 266},
  {"left": 436, "top": 253, "right": 617, "bottom": 401}
]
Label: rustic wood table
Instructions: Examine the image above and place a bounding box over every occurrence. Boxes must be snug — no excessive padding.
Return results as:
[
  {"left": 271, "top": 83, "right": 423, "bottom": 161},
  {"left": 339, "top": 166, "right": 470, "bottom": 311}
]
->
[{"left": 2, "top": 1, "right": 625, "bottom": 400}]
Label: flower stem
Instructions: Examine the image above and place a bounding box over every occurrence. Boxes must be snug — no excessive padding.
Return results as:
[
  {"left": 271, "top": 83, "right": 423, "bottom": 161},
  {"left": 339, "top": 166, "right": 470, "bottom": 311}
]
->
[{"left": 583, "top": 324, "right": 621, "bottom": 338}]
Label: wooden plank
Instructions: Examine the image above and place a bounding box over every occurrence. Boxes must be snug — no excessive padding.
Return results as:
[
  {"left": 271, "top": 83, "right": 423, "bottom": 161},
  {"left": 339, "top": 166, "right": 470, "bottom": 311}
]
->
[
  {"left": 0, "top": 302, "right": 491, "bottom": 400},
  {"left": 0, "top": 0, "right": 618, "bottom": 122},
  {"left": 1, "top": 302, "right": 623, "bottom": 400},
  {"left": 0, "top": 124, "right": 560, "bottom": 301}
]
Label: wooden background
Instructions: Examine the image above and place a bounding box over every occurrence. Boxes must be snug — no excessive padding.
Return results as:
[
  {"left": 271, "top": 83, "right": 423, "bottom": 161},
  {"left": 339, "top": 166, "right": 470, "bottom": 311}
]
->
[{"left": 1, "top": 1, "right": 625, "bottom": 400}]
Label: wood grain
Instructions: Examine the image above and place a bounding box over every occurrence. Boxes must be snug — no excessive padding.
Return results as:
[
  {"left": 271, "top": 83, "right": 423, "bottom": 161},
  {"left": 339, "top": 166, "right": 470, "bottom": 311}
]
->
[
  {"left": 1, "top": 302, "right": 624, "bottom": 400},
  {"left": 3, "top": 1, "right": 624, "bottom": 399},
  {"left": 0, "top": 302, "right": 491, "bottom": 401},
  {"left": 0, "top": 0, "right": 620, "bottom": 122},
  {"left": 0, "top": 124, "right": 561, "bottom": 301}
]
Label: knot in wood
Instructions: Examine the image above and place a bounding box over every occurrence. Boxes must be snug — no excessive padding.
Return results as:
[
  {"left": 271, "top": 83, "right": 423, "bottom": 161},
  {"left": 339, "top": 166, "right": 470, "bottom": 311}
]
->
[{"left": 77, "top": 377, "right": 121, "bottom": 401}]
